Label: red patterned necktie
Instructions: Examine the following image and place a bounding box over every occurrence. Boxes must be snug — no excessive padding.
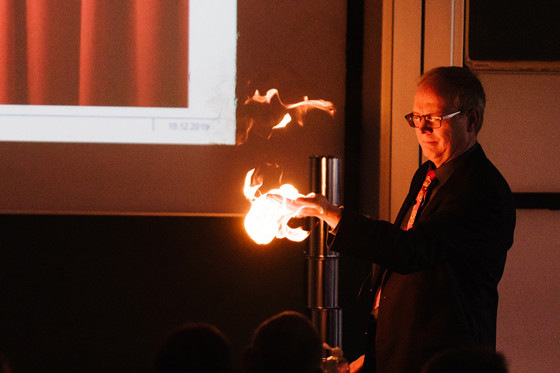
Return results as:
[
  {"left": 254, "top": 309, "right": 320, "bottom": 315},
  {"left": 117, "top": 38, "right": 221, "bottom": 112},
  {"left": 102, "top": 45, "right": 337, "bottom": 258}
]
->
[
  {"left": 406, "top": 169, "right": 436, "bottom": 230},
  {"left": 373, "top": 169, "right": 437, "bottom": 319}
]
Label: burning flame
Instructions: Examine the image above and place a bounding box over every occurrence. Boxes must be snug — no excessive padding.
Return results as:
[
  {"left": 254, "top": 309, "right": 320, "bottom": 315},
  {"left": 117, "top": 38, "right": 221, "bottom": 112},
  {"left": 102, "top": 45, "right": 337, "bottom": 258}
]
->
[
  {"left": 236, "top": 88, "right": 335, "bottom": 145},
  {"left": 272, "top": 113, "right": 292, "bottom": 129},
  {"left": 239, "top": 87, "right": 335, "bottom": 244},
  {"left": 243, "top": 168, "right": 309, "bottom": 245},
  {"left": 246, "top": 88, "right": 335, "bottom": 123}
]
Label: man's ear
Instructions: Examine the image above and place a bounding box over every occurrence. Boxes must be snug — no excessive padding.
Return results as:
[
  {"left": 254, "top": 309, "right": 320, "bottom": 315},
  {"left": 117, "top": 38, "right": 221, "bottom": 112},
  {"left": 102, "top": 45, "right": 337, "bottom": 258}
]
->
[{"left": 467, "top": 110, "right": 480, "bottom": 132}]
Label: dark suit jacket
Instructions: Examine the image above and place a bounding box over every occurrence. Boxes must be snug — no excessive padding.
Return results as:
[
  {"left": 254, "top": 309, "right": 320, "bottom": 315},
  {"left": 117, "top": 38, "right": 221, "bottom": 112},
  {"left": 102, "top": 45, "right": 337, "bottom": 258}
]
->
[{"left": 330, "top": 145, "right": 516, "bottom": 373}]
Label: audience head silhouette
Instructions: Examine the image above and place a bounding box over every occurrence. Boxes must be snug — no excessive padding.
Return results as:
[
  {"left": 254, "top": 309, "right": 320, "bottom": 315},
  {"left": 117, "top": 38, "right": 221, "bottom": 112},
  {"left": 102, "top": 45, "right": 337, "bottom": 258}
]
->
[
  {"left": 421, "top": 346, "right": 509, "bottom": 373},
  {"left": 155, "top": 322, "right": 232, "bottom": 373},
  {"left": 243, "top": 311, "right": 323, "bottom": 373}
]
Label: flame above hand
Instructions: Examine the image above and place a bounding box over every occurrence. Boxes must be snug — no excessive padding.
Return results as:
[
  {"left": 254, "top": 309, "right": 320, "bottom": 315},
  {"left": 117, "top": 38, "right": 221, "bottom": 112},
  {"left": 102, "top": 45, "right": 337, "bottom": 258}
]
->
[
  {"left": 243, "top": 169, "right": 310, "bottom": 245},
  {"left": 236, "top": 88, "right": 335, "bottom": 145}
]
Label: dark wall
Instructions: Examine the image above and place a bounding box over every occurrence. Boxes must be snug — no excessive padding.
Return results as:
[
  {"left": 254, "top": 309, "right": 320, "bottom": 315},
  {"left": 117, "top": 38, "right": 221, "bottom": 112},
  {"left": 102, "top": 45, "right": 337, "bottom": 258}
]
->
[
  {"left": 467, "top": 0, "right": 559, "bottom": 62},
  {"left": 0, "top": 215, "right": 370, "bottom": 372}
]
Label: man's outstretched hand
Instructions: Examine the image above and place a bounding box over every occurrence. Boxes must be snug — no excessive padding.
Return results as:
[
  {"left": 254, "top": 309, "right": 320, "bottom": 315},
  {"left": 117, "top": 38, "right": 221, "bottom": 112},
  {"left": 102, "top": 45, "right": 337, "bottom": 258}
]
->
[{"left": 267, "top": 192, "right": 342, "bottom": 229}]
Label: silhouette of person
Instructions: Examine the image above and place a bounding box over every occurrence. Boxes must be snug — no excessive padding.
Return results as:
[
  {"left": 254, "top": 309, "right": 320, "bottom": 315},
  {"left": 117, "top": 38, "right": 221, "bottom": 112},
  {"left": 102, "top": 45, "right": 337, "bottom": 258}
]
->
[
  {"left": 243, "top": 311, "right": 323, "bottom": 373},
  {"left": 155, "top": 322, "right": 232, "bottom": 373}
]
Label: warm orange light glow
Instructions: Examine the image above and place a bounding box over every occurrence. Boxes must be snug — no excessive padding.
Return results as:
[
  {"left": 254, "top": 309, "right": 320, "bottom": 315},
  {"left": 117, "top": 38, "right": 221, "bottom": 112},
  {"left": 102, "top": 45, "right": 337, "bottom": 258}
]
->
[
  {"left": 246, "top": 88, "right": 335, "bottom": 127},
  {"left": 239, "top": 88, "right": 336, "bottom": 243},
  {"left": 236, "top": 88, "right": 335, "bottom": 145},
  {"left": 243, "top": 169, "right": 309, "bottom": 245},
  {"left": 272, "top": 113, "right": 292, "bottom": 129}
]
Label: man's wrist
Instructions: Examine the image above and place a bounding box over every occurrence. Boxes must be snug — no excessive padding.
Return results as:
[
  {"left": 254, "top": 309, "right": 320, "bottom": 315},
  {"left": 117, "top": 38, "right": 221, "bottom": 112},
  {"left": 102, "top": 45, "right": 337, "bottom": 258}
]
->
[{"left": 324, "top": 206, "right": 343, "bottom": 230}]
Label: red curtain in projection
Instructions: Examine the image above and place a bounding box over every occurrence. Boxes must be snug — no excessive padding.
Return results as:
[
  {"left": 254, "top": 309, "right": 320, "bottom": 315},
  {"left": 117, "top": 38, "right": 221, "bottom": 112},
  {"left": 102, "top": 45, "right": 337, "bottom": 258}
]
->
[{"left": 0, "top": 0, "right": 189, "bottom": 107}]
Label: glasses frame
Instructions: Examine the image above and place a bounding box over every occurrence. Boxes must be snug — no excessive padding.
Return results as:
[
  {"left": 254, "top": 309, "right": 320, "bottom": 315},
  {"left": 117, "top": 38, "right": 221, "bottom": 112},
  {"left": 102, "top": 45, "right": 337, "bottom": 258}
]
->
[{"left": 405, "top": 110, "right": 462, "bottom": 128}]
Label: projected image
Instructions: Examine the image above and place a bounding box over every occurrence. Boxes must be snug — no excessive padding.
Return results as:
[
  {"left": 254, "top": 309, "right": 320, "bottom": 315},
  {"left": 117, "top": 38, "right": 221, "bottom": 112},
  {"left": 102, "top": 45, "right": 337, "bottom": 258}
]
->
[{"left": 0, "top": 1, "right": 236, "bottom": 145}]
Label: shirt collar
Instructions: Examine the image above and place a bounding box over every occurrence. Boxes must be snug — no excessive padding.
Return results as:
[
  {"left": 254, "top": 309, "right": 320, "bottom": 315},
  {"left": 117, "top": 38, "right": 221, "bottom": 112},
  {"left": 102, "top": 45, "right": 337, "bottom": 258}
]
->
[{"left": 430, "top": 142, "right": 480, "bottom": 185}]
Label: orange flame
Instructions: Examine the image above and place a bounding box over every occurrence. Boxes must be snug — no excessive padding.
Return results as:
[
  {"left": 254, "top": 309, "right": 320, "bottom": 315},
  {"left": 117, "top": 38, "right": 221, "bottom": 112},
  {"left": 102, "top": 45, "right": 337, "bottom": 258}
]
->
[
  {"left": 236, "top": 89, "right": 335, "bottom": 145},
  {"left": 243, "top": 169, "right": 309, "bottom": 245},
  {"left": 272, "top": 113, "right": 292, "bottom": 129}
]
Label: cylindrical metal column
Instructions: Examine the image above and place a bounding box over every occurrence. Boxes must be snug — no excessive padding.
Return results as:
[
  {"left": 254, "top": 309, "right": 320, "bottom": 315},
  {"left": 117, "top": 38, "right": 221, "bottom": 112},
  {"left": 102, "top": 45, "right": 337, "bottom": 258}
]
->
[{"left": 307, "top": 155, "right": 342, "bottom": 349}]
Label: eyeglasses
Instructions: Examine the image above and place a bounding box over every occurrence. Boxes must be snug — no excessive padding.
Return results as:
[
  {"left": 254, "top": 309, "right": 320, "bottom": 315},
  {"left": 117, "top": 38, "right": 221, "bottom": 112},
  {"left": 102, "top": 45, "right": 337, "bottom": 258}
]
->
[{"left": 404, "top": 110, "right": 461, "bottom": 128}]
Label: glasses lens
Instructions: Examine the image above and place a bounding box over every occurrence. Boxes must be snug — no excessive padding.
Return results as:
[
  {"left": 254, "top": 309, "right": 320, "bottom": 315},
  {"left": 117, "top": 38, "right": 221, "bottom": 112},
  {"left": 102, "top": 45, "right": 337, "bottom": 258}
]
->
[
  {"left": 405, "top": 114, "right": 443, "bottom": 128},
  {"left": 413, "top": 115, "right": 423, "bottom": 127},
  {"left": 405, "top": 113, "right": 415, "bottom": 127},
  {"left": 425, "top": 115, "right": 436, "bottom": 127}
]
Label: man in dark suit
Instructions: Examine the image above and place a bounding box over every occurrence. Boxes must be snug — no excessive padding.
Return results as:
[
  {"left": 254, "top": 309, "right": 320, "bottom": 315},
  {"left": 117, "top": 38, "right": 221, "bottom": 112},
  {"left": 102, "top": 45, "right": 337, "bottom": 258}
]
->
[{"left": 289, "top": 66, "right": 516, "bottom": 372}]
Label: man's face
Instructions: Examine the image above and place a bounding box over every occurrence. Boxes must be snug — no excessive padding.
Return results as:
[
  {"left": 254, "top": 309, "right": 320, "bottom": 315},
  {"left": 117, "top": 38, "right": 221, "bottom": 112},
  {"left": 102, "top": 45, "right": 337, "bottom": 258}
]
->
[{"left": 412, "top": 82, "right": 477, "bottom": 168}]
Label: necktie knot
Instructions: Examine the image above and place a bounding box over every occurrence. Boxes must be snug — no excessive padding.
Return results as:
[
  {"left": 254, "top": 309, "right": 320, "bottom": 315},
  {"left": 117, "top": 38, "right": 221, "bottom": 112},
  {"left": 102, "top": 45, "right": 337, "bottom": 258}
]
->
[{"left": 424, "top": 169, "right": 436, "bottom": 187}]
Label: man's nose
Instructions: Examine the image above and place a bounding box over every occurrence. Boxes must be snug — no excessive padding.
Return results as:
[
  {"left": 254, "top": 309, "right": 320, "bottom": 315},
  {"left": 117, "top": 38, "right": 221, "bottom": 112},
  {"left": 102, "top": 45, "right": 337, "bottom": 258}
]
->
[{"left": 418, "top": 120, "right": 433, "bottom": 132}]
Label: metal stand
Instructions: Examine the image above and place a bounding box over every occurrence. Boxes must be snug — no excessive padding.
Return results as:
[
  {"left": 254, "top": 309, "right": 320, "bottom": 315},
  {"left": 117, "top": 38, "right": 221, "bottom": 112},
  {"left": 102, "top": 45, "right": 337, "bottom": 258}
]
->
[{"left": 307, "top": 156, "right": 342, "bottom": 349}]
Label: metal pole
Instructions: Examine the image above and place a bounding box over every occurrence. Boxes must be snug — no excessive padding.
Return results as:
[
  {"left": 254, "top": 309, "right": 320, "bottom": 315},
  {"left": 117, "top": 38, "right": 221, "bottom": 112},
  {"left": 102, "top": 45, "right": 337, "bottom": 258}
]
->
[{"left": 307, "top": 155, "right": 342, "bottom": 349}]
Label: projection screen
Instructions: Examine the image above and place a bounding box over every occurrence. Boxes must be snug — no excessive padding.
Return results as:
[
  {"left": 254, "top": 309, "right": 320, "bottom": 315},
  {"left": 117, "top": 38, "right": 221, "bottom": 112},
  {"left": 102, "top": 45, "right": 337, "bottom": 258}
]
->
[{"left": 0, "top": 1, "right": 347, "bottom": 215}]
